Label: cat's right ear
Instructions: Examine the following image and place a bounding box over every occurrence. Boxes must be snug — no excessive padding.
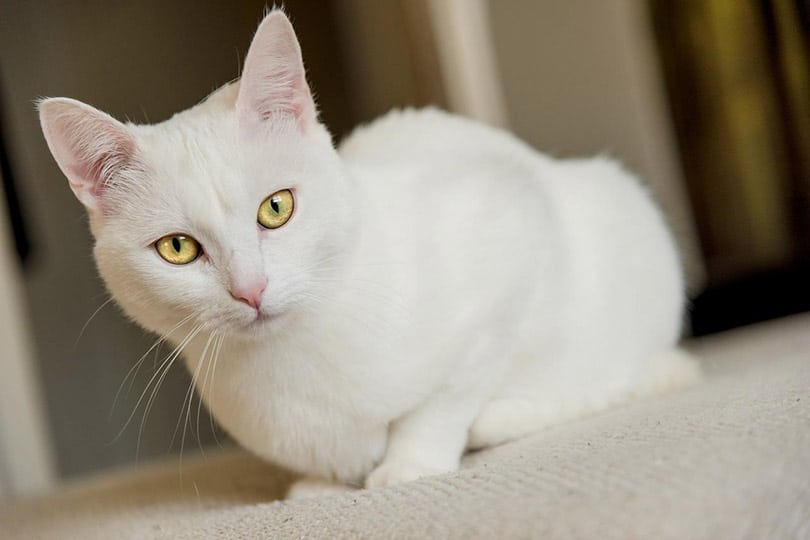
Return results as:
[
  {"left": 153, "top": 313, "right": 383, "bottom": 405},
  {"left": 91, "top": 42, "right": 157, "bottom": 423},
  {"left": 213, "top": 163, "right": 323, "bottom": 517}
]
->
[{"left": 38, "top": 98, "right": 140, "bottom": 213}]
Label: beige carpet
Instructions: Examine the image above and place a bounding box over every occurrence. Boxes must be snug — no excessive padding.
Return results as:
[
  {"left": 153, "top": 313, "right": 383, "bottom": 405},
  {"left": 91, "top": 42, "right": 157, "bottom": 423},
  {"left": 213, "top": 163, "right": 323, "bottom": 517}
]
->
[{"left": 3, "top": 314, "right": 810, "bottom": 539}]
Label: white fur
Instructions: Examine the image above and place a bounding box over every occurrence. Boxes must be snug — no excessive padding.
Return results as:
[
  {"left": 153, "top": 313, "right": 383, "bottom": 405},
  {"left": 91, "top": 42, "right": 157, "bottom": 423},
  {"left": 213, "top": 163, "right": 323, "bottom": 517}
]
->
[{"left": 38, "top": 11, "right": 699, "bottom": 494}]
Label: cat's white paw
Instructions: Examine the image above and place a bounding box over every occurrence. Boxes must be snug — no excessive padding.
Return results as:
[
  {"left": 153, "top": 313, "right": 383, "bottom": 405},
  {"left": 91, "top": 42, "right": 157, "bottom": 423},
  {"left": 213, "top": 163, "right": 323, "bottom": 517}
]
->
[
  {"left": 468, "top": 398, "right": 541, "bottom": 449},
  {"left": 365, "top": 460, "right": 450, "bottom": 489},
  {"left": 286, "top": 477, "right": 355, "bottom": 499}
]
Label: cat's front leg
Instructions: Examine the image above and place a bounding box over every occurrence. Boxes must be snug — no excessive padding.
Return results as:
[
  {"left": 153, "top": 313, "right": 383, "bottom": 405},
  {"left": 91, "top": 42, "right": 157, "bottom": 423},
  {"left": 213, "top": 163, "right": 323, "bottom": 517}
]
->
[{"left": 365, "top": 352, "right": 499, "bottom": 488}]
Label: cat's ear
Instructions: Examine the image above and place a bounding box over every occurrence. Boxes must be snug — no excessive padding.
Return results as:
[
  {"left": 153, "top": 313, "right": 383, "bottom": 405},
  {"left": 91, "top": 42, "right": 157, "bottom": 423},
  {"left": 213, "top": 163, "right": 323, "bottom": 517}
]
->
[
  {"left": 236, "top": 11, "right": 317, "bottom": 131},
  {"left": 38, "top": 98, "right": 140, "bottom": 212}
]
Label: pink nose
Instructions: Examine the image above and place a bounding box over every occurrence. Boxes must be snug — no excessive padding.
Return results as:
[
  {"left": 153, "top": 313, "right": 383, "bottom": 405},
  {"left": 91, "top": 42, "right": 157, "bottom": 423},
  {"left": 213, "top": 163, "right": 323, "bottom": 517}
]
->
[{"left": 230, "top": 279, "right": 267, "bottom": 310}]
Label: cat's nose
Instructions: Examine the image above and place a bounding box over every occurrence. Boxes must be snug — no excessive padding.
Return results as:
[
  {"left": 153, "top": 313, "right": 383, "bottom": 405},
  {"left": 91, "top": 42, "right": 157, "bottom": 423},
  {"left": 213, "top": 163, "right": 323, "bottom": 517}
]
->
[{"left": 230, "top": 278, "right": 267, "bottom": 310}]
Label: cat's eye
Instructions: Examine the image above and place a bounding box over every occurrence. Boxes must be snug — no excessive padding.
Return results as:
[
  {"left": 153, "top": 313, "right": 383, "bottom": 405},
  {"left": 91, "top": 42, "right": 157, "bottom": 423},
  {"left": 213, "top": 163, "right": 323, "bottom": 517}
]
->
[
  {"left": 258, "top": 189, "right": 294, "bottom": 229},
  {"left": 155, "top": 234, "right": 201, "bottom": 265}
]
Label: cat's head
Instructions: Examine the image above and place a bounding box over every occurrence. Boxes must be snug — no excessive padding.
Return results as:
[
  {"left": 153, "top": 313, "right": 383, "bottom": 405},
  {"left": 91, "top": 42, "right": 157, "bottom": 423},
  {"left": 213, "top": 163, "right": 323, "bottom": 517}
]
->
[{"left": 38, "top": 11, "right": 351, "bottom": 340}]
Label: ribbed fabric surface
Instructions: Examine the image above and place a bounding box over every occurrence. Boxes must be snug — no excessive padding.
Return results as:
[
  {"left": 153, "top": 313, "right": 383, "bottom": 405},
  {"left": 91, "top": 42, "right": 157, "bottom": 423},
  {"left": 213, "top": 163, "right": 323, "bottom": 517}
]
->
[{"left": 3, "top": 314, "right": 810, "bottom": 539}]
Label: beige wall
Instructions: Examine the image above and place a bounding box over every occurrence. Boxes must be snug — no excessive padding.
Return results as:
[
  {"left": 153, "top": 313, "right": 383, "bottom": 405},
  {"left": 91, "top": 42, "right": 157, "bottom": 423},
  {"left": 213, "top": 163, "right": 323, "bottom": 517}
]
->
[{"left": 489, "top": 0, "right": 702, "bottom": 290}]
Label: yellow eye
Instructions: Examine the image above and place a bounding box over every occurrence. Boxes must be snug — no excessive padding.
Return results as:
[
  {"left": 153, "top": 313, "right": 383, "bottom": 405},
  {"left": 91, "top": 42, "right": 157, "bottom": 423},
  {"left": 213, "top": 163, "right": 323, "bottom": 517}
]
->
[
  {"left": 258, "top": 189, "right": 294, "bottom": 229},
  {"left": 155, "top": 234, "right": 201, "bottom": 265}
]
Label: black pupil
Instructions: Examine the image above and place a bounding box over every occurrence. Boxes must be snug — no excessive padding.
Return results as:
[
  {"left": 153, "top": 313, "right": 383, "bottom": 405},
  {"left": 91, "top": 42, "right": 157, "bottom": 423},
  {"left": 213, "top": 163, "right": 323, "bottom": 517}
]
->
[
  {"left": 172, "top": 237, "right": 181, "bottom": 253},
  {"left": 270, "top": 198, "right": 280, "bottom": 213}
]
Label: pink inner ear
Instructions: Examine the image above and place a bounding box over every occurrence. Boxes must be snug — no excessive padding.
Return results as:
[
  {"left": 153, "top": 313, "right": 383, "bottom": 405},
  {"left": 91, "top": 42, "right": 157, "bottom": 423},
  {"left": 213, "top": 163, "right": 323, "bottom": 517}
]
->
[
  {"left": 39, "top": 98, "right": 141, "bottom": 213},
  {"left": 247, "top": 61, "right": 305, "bottom": 121},
  {"left": 250, "top": 82, "right": 313, "bottom": 125},
  {"left": 74, "top": 145, "right": 134, "bottom": 194},
  {"left": 236, "top": 11, "right": 317, "bottom": 130}
]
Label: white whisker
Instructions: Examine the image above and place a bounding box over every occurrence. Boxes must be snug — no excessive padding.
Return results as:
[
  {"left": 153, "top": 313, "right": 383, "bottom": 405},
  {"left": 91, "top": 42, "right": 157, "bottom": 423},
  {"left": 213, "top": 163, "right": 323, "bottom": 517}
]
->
[
  {"left": 106, "top": 322, "right": 200, "bottom": 452},
  {"left": 208, "top": 332, "right": 226, "bottom": 448},
  {"left": 196, "top": 330, "right": 220, "bottom": 454},
  {"left": 109, "top": 314, "right": 194, "bottom": 419},
  {"left": 170, "top": 329, "right": 214, "bottom": 452},
  {"left": 178, "top": 329, "right": 214, "bottom": 473},
  {"left": 135, "top": 323, "right": 204, "bottom": 458},
  {"left": 74, "top": 297, "right": 115, "bottom": 349}
]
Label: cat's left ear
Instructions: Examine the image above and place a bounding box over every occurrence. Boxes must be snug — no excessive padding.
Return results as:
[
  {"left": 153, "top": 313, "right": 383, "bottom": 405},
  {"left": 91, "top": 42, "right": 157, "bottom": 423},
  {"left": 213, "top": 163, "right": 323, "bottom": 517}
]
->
[{"left": 236, "top": 11, "right": 317, "bottom": 132}]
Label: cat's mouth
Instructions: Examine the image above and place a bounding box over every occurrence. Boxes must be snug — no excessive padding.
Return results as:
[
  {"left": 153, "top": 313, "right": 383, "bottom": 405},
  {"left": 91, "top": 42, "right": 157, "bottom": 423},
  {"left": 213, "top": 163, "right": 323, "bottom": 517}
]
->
[
  {"left": 245, "top": 311, "right": 273, "bottom": 330},
  {"left": 217, "top": 300, "right": 286, "bottom": 336}
]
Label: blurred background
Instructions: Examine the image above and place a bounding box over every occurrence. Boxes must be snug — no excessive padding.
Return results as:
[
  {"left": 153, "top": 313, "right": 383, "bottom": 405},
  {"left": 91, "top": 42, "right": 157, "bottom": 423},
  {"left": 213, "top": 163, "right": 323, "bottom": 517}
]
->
[{"left": 0, "top": 0, "right": 807, "bottom": 499}]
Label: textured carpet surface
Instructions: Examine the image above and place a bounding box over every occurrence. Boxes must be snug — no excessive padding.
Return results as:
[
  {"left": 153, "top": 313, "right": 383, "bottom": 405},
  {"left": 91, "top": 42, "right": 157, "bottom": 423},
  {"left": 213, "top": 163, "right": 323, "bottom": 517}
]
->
[{"left": 3, "top": 314, "right": 810, "bottom": 539}]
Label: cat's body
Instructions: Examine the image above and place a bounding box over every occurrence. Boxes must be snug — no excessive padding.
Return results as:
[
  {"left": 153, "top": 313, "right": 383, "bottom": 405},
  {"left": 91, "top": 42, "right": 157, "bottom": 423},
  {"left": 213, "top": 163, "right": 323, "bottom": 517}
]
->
[{"left": 39, "top": 11, "right": 698, "bottom": 493}]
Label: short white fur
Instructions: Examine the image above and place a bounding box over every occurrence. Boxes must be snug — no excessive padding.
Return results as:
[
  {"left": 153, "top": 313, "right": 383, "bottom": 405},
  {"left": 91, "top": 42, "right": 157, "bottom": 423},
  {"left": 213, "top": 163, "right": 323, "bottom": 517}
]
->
[{"left": 38, "top": 11, "right": 699, "bottom": 495}]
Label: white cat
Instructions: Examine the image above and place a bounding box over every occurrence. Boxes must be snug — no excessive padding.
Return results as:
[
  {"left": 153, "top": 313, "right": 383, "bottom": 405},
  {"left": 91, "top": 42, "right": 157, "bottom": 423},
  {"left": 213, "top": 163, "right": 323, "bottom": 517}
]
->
[{"left": 38, "top": 11, "right": 699, "bottom": 496}]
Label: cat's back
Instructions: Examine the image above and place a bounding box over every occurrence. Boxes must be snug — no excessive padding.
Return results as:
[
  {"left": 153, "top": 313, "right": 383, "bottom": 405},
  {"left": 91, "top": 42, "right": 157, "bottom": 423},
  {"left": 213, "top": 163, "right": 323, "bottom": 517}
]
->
[
  {"left": 339, "top": 108, "right": 681, "bottom": 323},
  {"left": 338, "top": 108, "right": 548, "bottom": 174}
]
